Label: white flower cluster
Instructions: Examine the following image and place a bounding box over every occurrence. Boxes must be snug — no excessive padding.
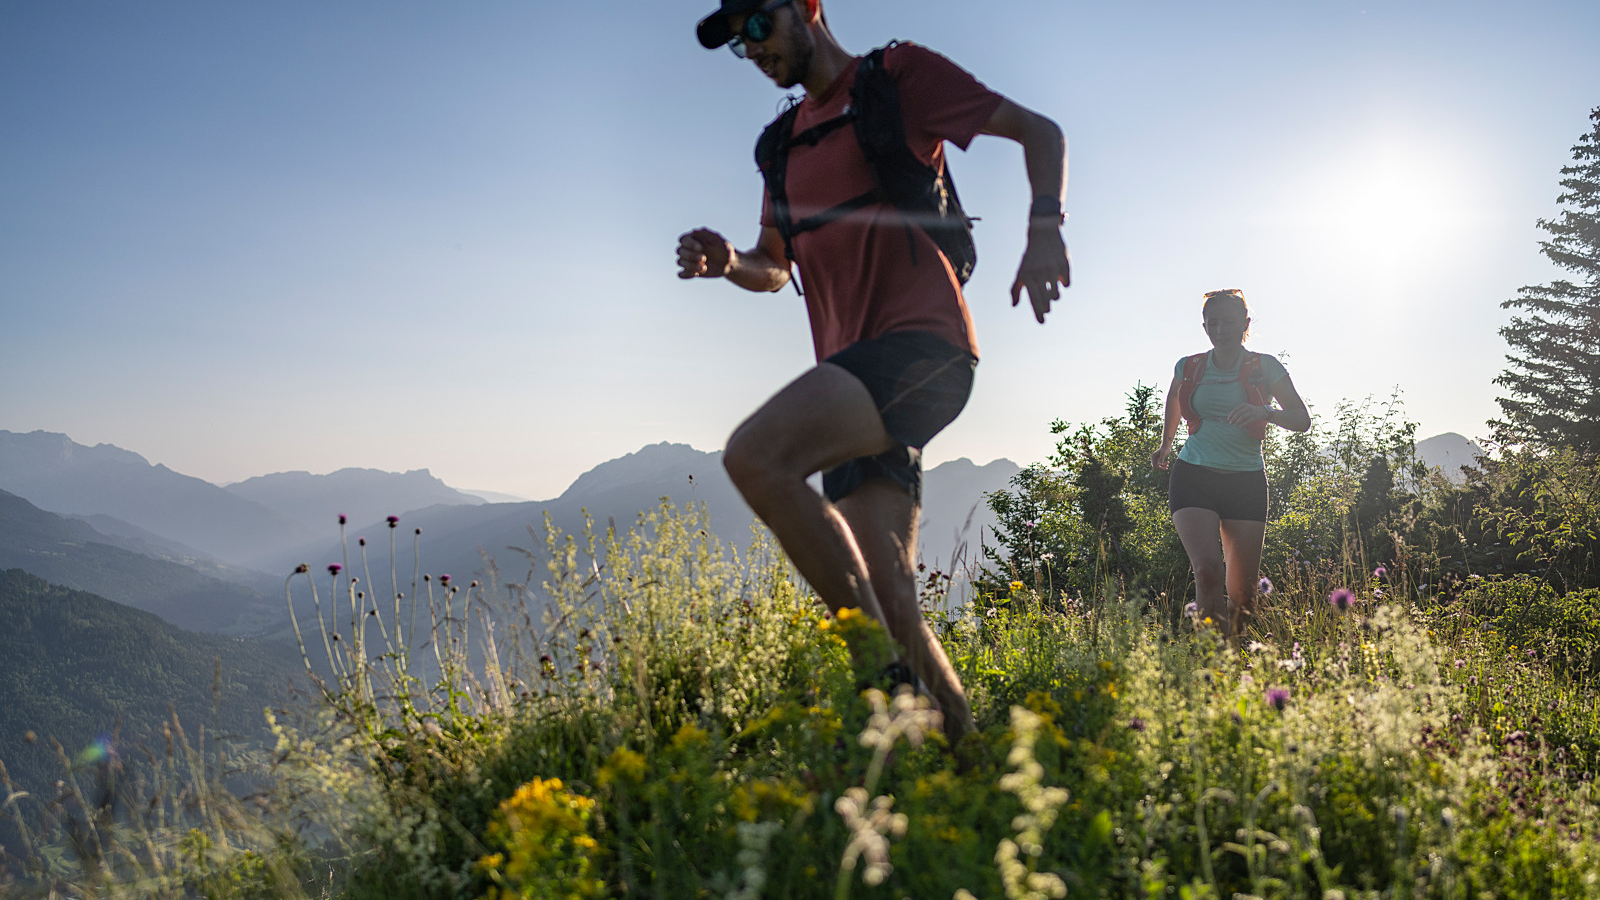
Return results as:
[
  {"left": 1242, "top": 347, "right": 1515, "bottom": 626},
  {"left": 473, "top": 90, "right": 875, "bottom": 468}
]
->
[
  {"left": 835, "top": 687, "right": 938, "bottom": 890},
  {"left": 835, "top": 786, "right": 909, "bottom": 886},
  {"left": 994, "top": 706, "right": 1069, "bottom": 900},
  {"left": 721, "top": 819, "right": 784, "bottom": 900}
]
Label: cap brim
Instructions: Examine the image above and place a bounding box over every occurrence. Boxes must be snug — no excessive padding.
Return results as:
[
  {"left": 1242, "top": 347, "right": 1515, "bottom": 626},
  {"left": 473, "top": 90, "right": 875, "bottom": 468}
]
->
[{"left": 697, "top": 13, "right": 733, "bottom": 49}]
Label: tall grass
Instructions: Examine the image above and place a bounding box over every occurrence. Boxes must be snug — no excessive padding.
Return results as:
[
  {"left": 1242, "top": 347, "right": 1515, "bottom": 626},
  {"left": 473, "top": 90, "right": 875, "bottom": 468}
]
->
[{"left": 6, "top": 501, "right": 1600, "bottom": 898}]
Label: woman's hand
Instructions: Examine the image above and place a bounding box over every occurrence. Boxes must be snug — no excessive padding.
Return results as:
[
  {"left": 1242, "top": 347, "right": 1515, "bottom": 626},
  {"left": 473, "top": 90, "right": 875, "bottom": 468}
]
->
[
  {"left": 1151, "top": 444, "right": 1172, "bottom": 470},
  {"left": 1227, "top": 403, "right": 1272, "bottom": 428}
]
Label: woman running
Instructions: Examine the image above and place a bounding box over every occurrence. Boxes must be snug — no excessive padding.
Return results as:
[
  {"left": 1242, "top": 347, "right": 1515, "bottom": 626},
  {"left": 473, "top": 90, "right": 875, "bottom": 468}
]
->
[{"left": 1151, "top": 289, "right": 1310, "bottom": 634}]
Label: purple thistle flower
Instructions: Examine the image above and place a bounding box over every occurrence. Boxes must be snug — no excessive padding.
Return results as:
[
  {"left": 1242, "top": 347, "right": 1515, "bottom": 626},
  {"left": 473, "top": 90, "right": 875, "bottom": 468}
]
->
[
  {"left": 1258, "top": 576, "right": 1274, "bottom": 595},
  {"left": 327, "top": 563, "right": 342, "bottom": 576},
  {"left": 1265, "top": 687, "right": 1290, "bottom": 711},
  {"left": 440, "top": 574, "right": 451, "bottom": 585},
  {"left": 338, "top": 514, "right": 347, "bottom": 525},
  {"left": 358, "top": 537, "right": 366, "bottom": 547},
  {"left": 1373, "top": 566, "right": 1387, "bottom": 579},
  {"left": 1328, "top": 588, "right": 1355, "bottom": 612},
  {"left": 386, "top": 515, "right": 400, "bottom": 528}
]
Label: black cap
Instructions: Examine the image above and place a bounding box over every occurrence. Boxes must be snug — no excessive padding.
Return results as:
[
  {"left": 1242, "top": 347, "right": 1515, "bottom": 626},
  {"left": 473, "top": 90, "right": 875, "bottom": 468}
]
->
[{"left": 697, "top": 0, "right": 768, "bottom": 49}]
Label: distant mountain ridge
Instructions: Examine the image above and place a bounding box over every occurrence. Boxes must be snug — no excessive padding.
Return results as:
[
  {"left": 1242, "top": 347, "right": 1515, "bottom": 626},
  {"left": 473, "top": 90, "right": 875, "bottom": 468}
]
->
[
  {"left": 226, "top": 467, "right": 485, "bottom": 539},
  {"left": 259, "top": 443, "right": 1020, "bottom": 597},
  {"left": 0, "top": 489, "right": 283, "bottom": 635},
  {"left": 1416, "top": 432, "right": 1482, "bottom": 484},
  {"left": 0, "top": 429, "right": 1014, "bottom": 620},
  {"left": 0, "top": 430, "right": 308, "bottom": 567}
]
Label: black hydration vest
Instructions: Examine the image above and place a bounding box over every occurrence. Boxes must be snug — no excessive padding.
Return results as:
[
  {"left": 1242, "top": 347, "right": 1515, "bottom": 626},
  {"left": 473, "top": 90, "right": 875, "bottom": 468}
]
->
[{"left": 754, "top": 43, "right": 978, "bottom": 294}]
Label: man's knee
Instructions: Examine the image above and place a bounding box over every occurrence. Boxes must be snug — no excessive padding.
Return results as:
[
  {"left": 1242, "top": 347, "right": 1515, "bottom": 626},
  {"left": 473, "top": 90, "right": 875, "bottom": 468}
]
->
[{"left": 724, "top": 428, "right": 788, "bottom": 502}]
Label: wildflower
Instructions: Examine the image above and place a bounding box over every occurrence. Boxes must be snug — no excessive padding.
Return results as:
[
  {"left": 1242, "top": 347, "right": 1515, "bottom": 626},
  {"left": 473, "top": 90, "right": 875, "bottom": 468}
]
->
[
  {"left": 1128, "top": 717, "right": 1146, "bottom": 732},
  {"left": 1183, "top": 602, "right": 1198, "bottom": 618},
  {"left": 440, "top": 574, "right": 451, "bottom": 585},
  {"left": 1265, "top": 687, "right": 1290, "bottom": 711},
  {"left": 1328, "top": 588, "right": 1355, "bottom": 612},
  {"left": 1373, "top": 588, "right": 1385, "bottom": 600},
  {"left": 1468, "top": 574, "right": 1482, "bottom": 581},
  {"left": 294, "top": 563, "right": 309, "bottom": 574},
  {"left": 358, "top": 537, "right": 366, "bottom": 546},
  {"left": 386, "top": 515, "right": 399, "bottom": 528},
  {"left": 1454, "top": 659, "right": 1465, "bottom": 669},
  {"left": 327, "top": 563, "right": 342, "bottom": 576},
  {"left": 338, "top": 513, "right": 347, "bottom": 525},
  {"left": 1039, "top": 552, "right": 1055, "bottom": 560},
  {"left": 1247, "top": 640, "right": 1266, "bottom": 653},
  {"left": 1258, "top": 576, "right": 1274, "bottom": 595},
  {"left": 1373, "top": 566, "right": 1387, "bottom": 578},
  {"left": 1009, "top": 580, "right": 1024, "bottom": 592}
]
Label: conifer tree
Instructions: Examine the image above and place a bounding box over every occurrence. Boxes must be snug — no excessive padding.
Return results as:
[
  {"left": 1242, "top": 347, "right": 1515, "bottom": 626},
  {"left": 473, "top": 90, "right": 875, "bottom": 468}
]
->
[{"left": 1495, "top": 106, "right": 1600, "bottom": 452}]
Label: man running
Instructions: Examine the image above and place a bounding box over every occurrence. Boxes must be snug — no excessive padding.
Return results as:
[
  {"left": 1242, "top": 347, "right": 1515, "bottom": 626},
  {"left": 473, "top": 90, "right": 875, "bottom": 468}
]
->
[{"left": 676, "top": 0, "right": 1070, "bottom": 741}]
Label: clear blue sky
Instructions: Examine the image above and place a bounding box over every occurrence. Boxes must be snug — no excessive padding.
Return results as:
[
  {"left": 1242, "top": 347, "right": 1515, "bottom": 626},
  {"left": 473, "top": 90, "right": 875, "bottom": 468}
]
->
[{"left": 3, "top": 1, "right": 1596, "bottom": 500}]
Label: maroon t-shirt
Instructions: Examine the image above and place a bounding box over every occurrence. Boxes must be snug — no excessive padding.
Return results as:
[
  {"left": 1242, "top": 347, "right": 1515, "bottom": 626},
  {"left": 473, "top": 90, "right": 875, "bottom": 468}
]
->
[{"left": 760, "top": 43, "right": 1003, "bottom": 361}]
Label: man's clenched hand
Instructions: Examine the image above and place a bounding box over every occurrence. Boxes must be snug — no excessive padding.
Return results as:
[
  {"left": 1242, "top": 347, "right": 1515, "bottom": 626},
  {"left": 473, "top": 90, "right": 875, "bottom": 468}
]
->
[
  {"left": 1010, "top": 226, "right": 1071, "bottom": 323},
  {"left": 677, "top": 228, "right": 735, "bottom": 279}
]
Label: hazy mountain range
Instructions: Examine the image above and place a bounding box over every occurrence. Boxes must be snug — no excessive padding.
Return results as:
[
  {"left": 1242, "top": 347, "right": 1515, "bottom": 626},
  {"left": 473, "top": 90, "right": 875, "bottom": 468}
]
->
[
  {"left": 0, "top": 427, "right": 1481, "bottom": 641},
  {"left": 0, "top": 431, "right": 1020, "bottom": 634}
]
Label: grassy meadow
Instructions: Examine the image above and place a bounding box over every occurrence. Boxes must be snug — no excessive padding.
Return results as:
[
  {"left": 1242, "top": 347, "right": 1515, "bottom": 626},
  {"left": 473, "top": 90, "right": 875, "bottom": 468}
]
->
[{"left": 4, "top": 396, "right": 1600, "bottom": 899}]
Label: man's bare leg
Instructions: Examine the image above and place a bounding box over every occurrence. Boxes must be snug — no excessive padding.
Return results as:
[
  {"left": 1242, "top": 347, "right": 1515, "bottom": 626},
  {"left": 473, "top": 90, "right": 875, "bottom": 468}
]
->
[
  {"left": 837, "top": 479, "right": 975, "bottom": 742},
  {"left": 723, "top": 363, "right": 902, "bottom": 628}
]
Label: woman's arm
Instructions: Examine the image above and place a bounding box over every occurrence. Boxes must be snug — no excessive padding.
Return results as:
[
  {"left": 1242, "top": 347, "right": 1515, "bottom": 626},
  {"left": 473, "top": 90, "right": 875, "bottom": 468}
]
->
[
  {"left": 1226, "top": 373, "right": 1311, "bottom": 433},
  {"left": 1151, "top": 371, "right": 1183, "bottom": 469}
]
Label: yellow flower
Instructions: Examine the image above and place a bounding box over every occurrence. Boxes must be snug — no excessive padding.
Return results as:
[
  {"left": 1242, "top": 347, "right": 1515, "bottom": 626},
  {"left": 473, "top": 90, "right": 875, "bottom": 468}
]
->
[
  {"left": 671, "top": 723, "right": 710, "bottom": 751},
  {"left": 598, "top": 747, "right": 646, "bottom": 786},
  {"left": 1009, "top": 580, "right": 1025, "bottom": 592}
]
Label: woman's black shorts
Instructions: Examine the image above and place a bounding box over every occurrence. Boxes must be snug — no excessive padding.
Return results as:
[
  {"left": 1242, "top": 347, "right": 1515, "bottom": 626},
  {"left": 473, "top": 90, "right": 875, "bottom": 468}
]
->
[
  {"left": 1167, "top": 458, "right": 1269, "bottom": 522},
  {"left": 821, "top": 330, "right": 976, "bottom": 504}
]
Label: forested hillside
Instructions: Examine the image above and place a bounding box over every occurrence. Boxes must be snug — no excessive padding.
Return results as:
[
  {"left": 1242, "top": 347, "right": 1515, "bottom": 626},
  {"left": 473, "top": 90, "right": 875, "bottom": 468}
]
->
[{"left": 0, "top": 569, "right": 301, "bottom": 794}]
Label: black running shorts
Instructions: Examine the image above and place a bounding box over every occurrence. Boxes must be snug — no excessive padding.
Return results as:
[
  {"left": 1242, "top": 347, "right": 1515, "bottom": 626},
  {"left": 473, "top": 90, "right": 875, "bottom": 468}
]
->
[
  {"left": 821, "top": 330, "right": 977, "bottom": 504},
  {"left": 1167, "top": 458, "right": 1269, "bottom": 522}
]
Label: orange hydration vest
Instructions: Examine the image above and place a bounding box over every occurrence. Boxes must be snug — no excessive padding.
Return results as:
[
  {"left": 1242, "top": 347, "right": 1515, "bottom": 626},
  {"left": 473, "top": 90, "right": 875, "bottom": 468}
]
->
[{"left": 1177, "top": 351, "right": 1271, "bottom": 441}]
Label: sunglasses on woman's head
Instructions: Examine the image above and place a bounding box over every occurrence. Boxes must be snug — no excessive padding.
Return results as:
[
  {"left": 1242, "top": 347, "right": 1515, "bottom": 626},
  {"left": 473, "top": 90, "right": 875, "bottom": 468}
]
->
[{"left": 728, "top": 0, "right": 797, "bottom": 58}]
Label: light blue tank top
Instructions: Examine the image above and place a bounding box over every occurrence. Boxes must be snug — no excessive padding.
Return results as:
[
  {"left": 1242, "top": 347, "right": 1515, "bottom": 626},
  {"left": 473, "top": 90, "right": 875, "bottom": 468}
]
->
[{"left": 1174, "top": 351, "right": 1288, "bottom": 472}]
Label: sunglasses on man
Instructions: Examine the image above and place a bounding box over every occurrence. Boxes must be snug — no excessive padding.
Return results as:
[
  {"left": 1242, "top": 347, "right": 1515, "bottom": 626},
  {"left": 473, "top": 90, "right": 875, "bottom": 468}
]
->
[{"left": 728, "top": 0, "right": 796, "bottom": 58}]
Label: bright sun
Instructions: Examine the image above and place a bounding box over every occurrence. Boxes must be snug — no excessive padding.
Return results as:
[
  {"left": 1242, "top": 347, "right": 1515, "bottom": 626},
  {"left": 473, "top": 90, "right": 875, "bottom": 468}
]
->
[{"left": 1286, "top": 137, "right": 1482, "bottom": 281}]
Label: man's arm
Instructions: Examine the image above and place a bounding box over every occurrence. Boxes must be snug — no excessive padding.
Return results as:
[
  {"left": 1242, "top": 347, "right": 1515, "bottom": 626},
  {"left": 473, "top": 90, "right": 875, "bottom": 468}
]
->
[
  {"left": 978, "top": 98, "right": 1070, "bottom": 323},
  {"left": 676, "top": 226, "right": 792, "bottom": 292}
]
